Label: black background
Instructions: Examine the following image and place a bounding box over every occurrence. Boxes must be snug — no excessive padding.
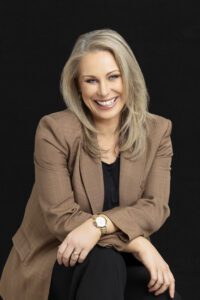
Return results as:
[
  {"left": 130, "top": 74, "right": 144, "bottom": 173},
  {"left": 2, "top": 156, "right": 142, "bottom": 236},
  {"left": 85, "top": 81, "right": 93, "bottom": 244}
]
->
[{"left": 1, "top": 0, "right": 200, "bottom": 299}]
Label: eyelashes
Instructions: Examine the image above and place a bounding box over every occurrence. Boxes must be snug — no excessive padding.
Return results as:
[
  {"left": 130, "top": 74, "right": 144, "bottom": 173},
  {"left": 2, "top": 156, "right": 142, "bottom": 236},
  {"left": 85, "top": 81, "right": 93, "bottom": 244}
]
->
[{"left": 85, "top": 74, "right": 120, "bottom": 84}]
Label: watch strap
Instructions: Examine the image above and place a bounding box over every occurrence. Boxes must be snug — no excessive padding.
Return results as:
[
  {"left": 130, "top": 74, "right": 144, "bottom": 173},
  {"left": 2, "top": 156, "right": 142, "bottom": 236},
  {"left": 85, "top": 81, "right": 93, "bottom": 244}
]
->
[{"left": 92, "top": 214, "right": 107, "bottom": 235}]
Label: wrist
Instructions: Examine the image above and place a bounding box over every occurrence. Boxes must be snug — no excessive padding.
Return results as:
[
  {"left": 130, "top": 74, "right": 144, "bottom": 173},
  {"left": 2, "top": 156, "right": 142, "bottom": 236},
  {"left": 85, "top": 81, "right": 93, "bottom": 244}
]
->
[
  {"left": 92, "top": 214, "right": 108, "bottom": 236},
  {"left": 128, "top": 236, "right": 147, "bottom": 252},
  {"left": 87, "top": 218, "right": 102, "bottom": 238},
  {"left": 101, "top": 214, "right": 118, "bottom": 234}
]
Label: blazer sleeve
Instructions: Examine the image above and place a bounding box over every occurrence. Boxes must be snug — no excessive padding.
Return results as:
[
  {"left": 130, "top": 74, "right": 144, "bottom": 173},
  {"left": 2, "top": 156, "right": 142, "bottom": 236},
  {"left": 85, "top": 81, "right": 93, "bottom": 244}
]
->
[
  {"left": 34, "top": 115, "right": 92, "bottom": 242},
  {"left": 101, "top": 119, "right": 173, "bottom": 247}
]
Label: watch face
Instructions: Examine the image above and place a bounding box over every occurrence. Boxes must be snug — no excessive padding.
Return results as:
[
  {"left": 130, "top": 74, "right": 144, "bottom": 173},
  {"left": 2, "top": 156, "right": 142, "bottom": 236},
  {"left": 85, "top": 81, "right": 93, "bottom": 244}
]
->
[{"left": 96, "top": 216, "right": 106, "bottom": 227}]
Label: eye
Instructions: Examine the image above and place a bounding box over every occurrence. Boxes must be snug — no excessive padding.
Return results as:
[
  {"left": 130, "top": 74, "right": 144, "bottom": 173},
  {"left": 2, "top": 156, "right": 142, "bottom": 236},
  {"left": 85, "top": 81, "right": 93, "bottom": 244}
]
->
[
  {"left": 85, "top": 79, "right": 97, "bottom": 84},
  {"left": 85, "top": 74, "right": 120, "bottom": 84},
  {"left": 109, "top": 74, "right": 120, "bottom": 80}
]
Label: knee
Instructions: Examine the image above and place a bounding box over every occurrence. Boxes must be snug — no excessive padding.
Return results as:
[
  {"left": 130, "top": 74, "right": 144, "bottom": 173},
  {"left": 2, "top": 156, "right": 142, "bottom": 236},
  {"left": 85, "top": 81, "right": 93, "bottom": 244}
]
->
[{"left": 88, "top": 246, "right": 126, "bottom": 270}]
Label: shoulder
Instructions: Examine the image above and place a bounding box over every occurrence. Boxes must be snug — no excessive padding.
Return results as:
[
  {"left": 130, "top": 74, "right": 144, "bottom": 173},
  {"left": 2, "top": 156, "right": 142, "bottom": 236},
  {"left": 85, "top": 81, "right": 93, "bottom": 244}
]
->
[
  {"left": 144, "top": 113, "right": 173, "bottom": 158},
  {"left": 38, "top": 109, "right": 82, "bottom": 130},
  {"left": 146, "top": 112, "right": 172, "bottom": 139},
  {"left": 35, "top": 109, "right": 83, "bottom": 145}
]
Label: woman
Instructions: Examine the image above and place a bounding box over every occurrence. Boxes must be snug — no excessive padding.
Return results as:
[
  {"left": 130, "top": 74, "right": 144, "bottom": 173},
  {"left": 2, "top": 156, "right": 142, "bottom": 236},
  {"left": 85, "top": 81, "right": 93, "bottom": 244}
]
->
[{"left": 0, "top": 29, "right": 182, "bottom": 300}]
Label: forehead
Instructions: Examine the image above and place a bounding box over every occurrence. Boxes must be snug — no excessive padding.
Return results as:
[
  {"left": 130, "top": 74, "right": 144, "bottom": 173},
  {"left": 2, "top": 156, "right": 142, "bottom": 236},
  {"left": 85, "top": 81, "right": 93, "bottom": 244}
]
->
[{"left": 78, "top": 50, "right": 119, "bottom": 75}]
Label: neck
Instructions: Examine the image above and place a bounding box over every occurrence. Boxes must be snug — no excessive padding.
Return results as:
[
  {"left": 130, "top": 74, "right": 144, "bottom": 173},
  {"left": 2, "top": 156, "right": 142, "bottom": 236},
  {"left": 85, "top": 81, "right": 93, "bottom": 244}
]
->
[{"left": 93, "top": 117, "right": 120, "bottom": 138}]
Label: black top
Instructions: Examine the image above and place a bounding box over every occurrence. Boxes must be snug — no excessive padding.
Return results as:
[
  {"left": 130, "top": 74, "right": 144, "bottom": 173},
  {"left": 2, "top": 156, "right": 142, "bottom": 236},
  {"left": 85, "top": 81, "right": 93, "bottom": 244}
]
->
[{"left": 101, "top": 155, "right": 120, "bottom": 211}]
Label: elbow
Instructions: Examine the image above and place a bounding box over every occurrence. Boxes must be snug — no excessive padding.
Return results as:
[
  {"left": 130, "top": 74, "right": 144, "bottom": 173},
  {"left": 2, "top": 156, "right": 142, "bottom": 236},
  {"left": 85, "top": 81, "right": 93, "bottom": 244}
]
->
[
  {"left": 42, "top": 211, "right": 70, "bottom": 241},
  {"left": 40, "top": 202, "right": 92, "bottom": 241},
  {"left": 40, "top": 204, "right": 79, "bottom": 241},
  {"left": 162, "top": 204, "right": 171, "bottom": 222},
  {"left": 153, "top": 205, "right": 171, "bottom": 232}
]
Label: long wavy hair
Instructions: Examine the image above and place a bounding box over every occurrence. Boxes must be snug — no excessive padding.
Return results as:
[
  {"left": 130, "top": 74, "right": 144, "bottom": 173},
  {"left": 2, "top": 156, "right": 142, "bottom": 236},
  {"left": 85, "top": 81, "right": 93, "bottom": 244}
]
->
[{"left": 60, "top": 28, "right": 150, "bottom": 161}]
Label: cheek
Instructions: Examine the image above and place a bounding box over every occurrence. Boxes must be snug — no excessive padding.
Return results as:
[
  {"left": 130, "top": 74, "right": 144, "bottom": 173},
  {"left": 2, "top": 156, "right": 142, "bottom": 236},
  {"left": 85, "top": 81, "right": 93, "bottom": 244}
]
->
[
  {"left": 119, "top": 80, "right": 124, "bottom": 92},
  {"left": 114, "top": 80, "right": 123, "bottom": 93},
  {"left": 81, "top": 85, "right": 95, "bottom": 98},
  {"left": 81, "top": 87, "right": 95, "bottom": 108}
]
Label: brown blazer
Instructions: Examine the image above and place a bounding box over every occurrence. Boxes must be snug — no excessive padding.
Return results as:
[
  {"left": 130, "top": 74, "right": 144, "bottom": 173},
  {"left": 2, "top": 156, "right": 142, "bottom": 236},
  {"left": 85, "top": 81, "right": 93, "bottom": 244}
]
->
[{"left": 0, "top": 109, "right": 173, "bottom": 300}]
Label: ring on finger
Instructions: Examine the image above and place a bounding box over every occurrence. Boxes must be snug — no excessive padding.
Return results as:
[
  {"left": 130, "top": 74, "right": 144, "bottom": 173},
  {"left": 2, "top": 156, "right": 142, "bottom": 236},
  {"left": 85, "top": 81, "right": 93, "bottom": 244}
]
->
[
  {"left": 71, "top": 256, "right": 78, "bottom": 261},
  {"left": 72, "top": 251, "right": 80, "bottom": 256}
]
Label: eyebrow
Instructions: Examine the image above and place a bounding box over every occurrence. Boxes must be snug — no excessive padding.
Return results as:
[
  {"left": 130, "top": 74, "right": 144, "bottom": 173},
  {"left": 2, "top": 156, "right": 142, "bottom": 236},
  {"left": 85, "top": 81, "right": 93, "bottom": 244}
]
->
[{"left": 81, "top": 69, "right": 120, "bottom": 78}]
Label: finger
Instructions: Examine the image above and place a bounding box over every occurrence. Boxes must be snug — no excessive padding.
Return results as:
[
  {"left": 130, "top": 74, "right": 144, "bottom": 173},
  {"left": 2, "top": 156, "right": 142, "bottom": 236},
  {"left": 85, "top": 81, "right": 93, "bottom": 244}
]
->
[
  {"left": 69, "top": 252, "right": 80, "bottom": 267},
  {"left": 62, "top": 246, "right": 74, "bottom": 267},
  {"left": 78, "top": 249, "right": 88, "bottom": 264},
  {"left": 154, "top": 270, "right": 170, "bottom": 296},
  {"left": 147, "top": 269, "right": 158, "bottom": 288},
  {"left": 57, "top": 242, "right": 68, "bottom": 265},
  {"left": 168, "top": 272, "right": 175, "bottom": 299},
  {"left": 69, "top": 249, "right": 82, "bottom": 267},
  {"left": 57, "top": 248, "right": 62, "bottom": 265},
  {"left": 149, "top": 270, "right": 163, "bottom": 292}
]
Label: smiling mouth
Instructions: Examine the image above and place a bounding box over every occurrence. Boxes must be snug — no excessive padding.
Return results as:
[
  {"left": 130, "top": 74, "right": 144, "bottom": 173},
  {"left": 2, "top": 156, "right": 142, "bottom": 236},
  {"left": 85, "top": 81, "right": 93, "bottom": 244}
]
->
[{"left": 94, "top": 97, "right": 118, "bottom": 107}]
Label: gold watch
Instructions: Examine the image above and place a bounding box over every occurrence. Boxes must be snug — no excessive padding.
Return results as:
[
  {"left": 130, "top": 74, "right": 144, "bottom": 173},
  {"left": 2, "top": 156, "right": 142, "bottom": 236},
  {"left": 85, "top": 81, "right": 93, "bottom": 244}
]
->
[{"left": 92, "top": 214, "right": 107, "bottom": 236}]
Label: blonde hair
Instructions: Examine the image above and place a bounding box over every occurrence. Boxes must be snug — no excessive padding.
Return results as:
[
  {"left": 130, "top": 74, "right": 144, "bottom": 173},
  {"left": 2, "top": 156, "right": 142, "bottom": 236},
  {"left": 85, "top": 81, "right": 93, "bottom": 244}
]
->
[{"left": 60, "top": 28, "right": 150, "bottom": 161}]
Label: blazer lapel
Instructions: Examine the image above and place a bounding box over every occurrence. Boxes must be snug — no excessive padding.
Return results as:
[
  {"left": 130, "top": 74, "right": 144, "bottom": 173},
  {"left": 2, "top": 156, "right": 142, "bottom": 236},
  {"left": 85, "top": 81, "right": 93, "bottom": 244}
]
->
[
  {"left": 80, "top": 148, "right": 146, "bottom": 213},
  {"left": 80, "top": 148, "right": 104, "bottom": 214},
  {"left": 119, "top": 152, "right": 146, "bottom": 206}
]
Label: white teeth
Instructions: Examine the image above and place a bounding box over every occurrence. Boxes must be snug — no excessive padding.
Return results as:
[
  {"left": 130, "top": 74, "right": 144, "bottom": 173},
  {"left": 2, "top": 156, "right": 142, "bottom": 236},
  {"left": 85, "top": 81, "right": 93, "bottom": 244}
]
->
[{"left": 95, "top": 97, "right": 116, "bottom": 106}]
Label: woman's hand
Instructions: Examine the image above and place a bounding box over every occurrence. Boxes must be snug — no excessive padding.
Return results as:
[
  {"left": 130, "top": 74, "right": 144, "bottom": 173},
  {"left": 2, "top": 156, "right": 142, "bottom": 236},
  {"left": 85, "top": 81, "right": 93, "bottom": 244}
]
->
[
  {"left": 125, "top": 236, "right": 175, "bottom": 299},
  {"left": 57, "top": 218, "right": 101, "bottom": 267}
]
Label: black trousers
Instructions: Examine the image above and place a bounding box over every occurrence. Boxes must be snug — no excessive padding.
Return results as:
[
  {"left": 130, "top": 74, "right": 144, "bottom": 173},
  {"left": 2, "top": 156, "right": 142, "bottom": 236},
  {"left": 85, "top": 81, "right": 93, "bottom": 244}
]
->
[{"left": 48, "top": 245, "right": 182, "bottom": 300}]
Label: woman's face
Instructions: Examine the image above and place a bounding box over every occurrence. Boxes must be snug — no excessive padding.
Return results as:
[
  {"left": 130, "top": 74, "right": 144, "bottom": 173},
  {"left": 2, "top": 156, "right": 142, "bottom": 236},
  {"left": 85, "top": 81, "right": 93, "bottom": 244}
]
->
[{"left": 77, "top": 50, "right": 125, "bottom": 124}]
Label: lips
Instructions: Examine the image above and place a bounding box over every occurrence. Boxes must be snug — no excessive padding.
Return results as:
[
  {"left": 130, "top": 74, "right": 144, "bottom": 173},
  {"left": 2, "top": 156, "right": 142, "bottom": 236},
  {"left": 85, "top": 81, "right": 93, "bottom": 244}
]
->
[
  {"left": 93, "top": 97, "right": 117, "bottom": 102},
  {"left": 94, "top": 97, "right": 118, "bottom": 107}
]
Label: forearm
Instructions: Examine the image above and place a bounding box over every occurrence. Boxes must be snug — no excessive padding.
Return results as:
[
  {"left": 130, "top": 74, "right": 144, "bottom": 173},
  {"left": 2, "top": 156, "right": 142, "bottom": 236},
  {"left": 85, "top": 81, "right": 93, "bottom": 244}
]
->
[
  {"left": 102, "top": 214, "right": 119, "bottom": 234},
  {"left": 80, "top": 217, "right": 147, "bottom": 254},
  {"left": 123, "top": 235, "right": 152, "bottom": 256}
]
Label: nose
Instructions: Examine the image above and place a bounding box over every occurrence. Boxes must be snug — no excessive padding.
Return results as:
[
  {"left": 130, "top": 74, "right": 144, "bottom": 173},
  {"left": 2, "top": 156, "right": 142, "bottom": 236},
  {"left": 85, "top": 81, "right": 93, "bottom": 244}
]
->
[{"left": 97, "top": 80, "right": 110, "bottom": 98}]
